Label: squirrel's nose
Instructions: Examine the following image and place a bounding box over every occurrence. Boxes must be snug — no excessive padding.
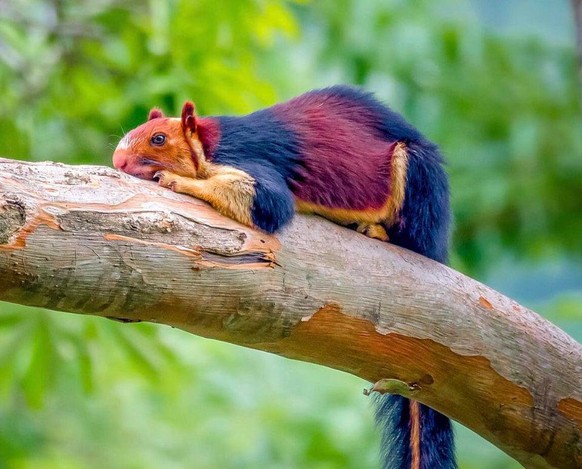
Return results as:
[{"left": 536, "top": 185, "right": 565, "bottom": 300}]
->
[{"left": 112, "top": 150, "right": 127, "bottom": 170}]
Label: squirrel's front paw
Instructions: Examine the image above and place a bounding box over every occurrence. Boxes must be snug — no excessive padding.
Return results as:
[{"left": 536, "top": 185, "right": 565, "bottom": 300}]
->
[{"left": 154, "top": 170, "right": 181, "bottom": 191}]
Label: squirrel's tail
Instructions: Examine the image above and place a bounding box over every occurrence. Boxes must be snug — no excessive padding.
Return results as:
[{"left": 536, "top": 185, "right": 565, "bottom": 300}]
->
[
  {"left": 374, "top": 394, "right": 456, "bottom": 469},
  {"left": 375, "top": 137, "right": 454, "bottom": 468}
]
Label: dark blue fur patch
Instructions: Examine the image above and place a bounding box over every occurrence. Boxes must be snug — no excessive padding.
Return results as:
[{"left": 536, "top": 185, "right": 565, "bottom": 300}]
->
[
  {"left": 234, "top": 161, "right": 296, "bottom": 233},
  {"left": 212, "top": 111, "right": 303, "bottom": 182}
]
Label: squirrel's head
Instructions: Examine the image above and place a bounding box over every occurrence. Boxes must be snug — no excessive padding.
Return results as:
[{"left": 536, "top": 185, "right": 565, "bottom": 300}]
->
[{"left": 113, "top": 101, "right": 205, "bottom": 180}]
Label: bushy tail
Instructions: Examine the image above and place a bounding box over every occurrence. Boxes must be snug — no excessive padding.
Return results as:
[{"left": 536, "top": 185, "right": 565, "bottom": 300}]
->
[
  {"left": 374, "top": 395, "right": 456, "bottom": 469},
  {"left": 378, "top": 139, "right": 455, "bottom": 468},
  {"left": 386, "top": 140, "right": 450, "bottom": 264}
]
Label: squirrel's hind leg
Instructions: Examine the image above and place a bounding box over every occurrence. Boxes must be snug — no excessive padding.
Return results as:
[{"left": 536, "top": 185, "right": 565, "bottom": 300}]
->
[{"left": 356, "top": 223, "right": 389, "bottom": 242}]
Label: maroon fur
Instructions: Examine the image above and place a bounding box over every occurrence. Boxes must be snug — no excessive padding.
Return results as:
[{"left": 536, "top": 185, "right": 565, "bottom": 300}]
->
[
  {"left": 272, "top": 93, "right": 396, "bottom": 210},
  {"left": 197, "top": 118, "right": 222, "bottom": 158}
]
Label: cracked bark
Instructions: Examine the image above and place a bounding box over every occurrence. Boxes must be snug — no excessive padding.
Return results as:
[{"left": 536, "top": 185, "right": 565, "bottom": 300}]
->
[{"left": 0, "top": 157, "right": 580, "bottom": 468}]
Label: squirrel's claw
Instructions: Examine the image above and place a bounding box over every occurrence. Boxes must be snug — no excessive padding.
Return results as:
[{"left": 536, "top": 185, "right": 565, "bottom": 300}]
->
[{"left": 155, "top": 170, "right": 179, "bottom": 191}]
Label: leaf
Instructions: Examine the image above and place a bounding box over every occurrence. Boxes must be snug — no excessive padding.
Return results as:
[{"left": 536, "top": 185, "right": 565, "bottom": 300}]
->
[{"left": 21, "top": 313, "right": 56, "bottom": 408}]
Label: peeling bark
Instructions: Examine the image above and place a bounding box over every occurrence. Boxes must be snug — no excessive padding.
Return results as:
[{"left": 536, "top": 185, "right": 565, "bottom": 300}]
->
[{"left": 0, "top": 157, "right": 580, "bottom": 468}]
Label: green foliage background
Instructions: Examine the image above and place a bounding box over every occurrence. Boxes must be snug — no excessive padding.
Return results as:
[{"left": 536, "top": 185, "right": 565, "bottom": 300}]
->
[{"left": 0, "top": 1, "right": 580, "bottom": 468}]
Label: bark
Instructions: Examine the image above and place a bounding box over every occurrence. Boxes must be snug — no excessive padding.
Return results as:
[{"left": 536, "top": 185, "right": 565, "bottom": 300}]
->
[{"left": 0, "top": 157, "right": 580, "bottom": 468}]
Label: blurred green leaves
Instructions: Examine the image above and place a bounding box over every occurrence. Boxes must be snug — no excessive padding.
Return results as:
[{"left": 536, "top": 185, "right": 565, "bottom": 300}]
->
[
  {"left": 0, "top": 306, "right": 180, "bottom": 408},
  {"left": 0, "top": 0, "right": 299, "bottom": 164}
]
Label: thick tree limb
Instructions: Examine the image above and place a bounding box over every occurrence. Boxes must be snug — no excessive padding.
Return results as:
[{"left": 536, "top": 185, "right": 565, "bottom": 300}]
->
[{"left": 0, "top": 157, "right": 580, "bottom": 468}]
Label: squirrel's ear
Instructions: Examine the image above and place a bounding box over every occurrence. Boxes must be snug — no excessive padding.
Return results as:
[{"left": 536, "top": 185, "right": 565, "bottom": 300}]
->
[
  {"left": 181, "top": 101, "right": 197, "bottom": 133},
  {"left": 148, "top": 108, "right": 165, "bottom": 120}
]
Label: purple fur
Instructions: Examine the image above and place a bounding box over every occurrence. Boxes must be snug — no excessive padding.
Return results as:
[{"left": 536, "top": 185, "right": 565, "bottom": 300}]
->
[{"left": 272, "top": 91, "right": 398, "bottom": 210}]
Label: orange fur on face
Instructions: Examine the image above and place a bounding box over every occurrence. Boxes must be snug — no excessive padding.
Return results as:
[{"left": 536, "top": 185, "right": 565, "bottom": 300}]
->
[{"left": 112, "top": 117, "right": 205, "bottom": 180}]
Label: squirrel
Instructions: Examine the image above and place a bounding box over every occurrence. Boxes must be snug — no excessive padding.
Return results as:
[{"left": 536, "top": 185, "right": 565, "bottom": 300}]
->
[{"left": 113, "top": 85, "right": 455, "bottom": 469}]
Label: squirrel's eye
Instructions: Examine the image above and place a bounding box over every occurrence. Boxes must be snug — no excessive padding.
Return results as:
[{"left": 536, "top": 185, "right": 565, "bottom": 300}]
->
[{"left": 150, "top": 133, "right": 166, "bottom": 146}]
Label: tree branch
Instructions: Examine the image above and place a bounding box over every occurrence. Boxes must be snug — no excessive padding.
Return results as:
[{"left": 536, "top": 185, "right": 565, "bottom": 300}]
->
[{"left": 0, "top": 157, "right": 580, "bottom": 468}]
